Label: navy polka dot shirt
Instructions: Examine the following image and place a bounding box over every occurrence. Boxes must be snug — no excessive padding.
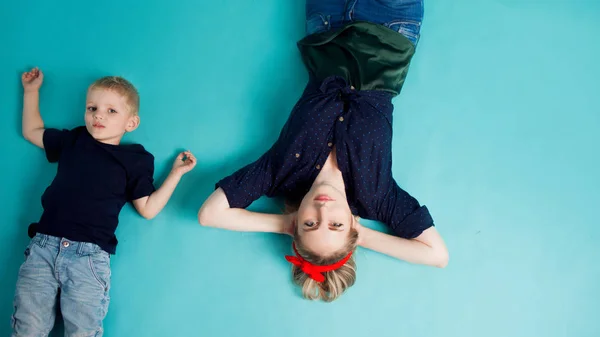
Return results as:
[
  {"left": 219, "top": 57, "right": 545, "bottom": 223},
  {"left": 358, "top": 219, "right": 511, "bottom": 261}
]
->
[{"left": 217, "top": 76, "right": 433, "bottom": 239}]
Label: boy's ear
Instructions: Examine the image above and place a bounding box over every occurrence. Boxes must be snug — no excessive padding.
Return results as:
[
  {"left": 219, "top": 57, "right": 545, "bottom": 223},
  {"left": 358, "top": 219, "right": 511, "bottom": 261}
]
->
[{"left": 126, "top": 115, "right": 140, "bottom": 132}]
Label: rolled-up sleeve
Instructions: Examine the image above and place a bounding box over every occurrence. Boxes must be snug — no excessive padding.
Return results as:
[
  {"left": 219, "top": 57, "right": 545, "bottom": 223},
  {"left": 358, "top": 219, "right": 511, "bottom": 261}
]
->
[
  {"left": 216, "top": 151, "right": 274, "bottom": 209},
  {"left": 376, "top": 178, "right": 434, "bottom": 239}
]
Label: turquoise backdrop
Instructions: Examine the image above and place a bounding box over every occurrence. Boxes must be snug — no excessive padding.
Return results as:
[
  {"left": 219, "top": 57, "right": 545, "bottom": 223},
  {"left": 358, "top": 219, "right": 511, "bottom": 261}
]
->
[{"left": 1, "top": 1, "right": 598, "bottom": 336}]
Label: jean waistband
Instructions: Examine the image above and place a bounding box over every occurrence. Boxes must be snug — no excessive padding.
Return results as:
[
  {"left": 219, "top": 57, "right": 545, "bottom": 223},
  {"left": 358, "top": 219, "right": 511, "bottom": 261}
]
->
[{"left": 31, "top": 233, "right": 104, "bottom": 255}]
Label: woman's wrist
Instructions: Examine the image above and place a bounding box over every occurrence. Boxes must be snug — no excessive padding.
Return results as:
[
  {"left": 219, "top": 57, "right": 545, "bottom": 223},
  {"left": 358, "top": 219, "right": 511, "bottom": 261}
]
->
[
  {"left": 281, "top": 212, "right": 296, "bottom": 236},
  {"left": 354, "top": 221, "right": 367, "bottom": 246}
]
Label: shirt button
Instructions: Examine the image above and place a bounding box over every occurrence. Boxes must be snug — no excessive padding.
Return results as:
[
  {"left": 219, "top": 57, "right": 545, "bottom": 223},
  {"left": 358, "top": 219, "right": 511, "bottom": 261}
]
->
[
  {"left": 339, "top": 117, "right": 344, "bottom": 122},
  {"left": 63, "top": 241, "right": 70, "bottom": 248},
  {"left": 316, "top": 165, "right": 321, "bottom": 169},
  {"left": 350, "top": 86, "right": 355, "bottom": 90},
  {"left": 295, "top": 153, "right": 300, "bottom": 158},
  {"left": 327, "top": 142, "right": 333, "bottom": 147}
]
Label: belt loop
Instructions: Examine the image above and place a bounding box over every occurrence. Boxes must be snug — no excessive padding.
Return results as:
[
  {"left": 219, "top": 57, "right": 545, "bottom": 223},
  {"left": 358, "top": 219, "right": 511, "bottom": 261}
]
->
[
  {"left": 76, "top": 242, "right": 85, "bottom": 256},
  {"left": 39, "top": 234, "right": 48, "bottom": 248}
]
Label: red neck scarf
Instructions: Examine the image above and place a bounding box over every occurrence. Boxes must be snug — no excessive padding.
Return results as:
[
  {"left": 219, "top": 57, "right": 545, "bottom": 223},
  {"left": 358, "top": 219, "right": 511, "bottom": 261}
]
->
[{"left": 285, "top": 243, "right": 353, "bottom": 283}]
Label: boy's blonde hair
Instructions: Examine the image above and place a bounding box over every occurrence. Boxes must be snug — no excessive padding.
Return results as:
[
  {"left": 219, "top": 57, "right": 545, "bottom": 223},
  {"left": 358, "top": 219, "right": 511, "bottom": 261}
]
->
[{"left": 89, "top": 76, "right": 140, "bottom": 115}]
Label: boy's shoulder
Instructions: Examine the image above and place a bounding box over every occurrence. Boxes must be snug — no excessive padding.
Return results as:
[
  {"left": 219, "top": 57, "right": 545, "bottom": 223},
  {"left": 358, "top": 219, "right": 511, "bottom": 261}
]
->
[
  {"left": 45, "top": 125, "right": 86, "bottom": 142},
  {"left": 116, "top": 142, "right": 153, "bottom": 157},
  {"left": 110, "top": 142, "right": 155, "bottom": 171},
  {"left": 62, "top": 127, "right": 154, "bottom": 162}
]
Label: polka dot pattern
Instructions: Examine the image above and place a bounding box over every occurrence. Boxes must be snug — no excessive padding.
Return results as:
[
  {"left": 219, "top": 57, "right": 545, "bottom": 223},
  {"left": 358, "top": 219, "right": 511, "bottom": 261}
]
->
[{"left": 217, "top": 76, "right": 433, "bottom": 238}]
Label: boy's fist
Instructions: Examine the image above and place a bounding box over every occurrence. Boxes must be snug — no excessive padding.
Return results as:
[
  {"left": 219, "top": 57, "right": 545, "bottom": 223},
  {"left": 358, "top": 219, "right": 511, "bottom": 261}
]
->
[{"left": 22, "top": 67, "right": 44, "bottom": 92}]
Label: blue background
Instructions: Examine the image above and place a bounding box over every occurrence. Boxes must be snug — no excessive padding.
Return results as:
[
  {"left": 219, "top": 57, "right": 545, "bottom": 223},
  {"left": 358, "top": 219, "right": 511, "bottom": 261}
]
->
[{"left": 1, "top": 0, "right": 599, "bottom": 336}]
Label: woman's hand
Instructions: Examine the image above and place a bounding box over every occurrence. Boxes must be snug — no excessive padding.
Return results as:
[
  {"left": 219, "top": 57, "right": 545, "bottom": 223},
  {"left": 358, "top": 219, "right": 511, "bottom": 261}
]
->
[
  {"left": 282, "top": 212, "right": 297, "bottom": 236},
  {"left": 353, "top": 220, "right": 364, "bottom": 245}
]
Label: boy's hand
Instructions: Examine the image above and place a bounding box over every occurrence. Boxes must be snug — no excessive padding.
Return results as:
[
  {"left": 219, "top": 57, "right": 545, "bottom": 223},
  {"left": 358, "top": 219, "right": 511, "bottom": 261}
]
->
[
  {"left": 171, "top": 151, "right": 197, "bottom": 176},
  {"left": 22, "top": 67, "right": 44, "bottom": 92},
  {"left": 133, "top": 151, "right": 197, "bottom": 220}
]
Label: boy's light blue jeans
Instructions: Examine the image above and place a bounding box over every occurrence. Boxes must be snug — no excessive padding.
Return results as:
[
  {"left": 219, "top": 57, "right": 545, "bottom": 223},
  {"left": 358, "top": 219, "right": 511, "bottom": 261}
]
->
[{"left": 11, "top": 234, "right": 111, "bottom": 337}]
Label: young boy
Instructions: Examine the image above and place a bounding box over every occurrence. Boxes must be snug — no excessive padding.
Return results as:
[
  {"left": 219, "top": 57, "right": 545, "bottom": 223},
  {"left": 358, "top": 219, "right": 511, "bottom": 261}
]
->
[{"left": 12, "top": 67, "right": 196, "bottom": 336}]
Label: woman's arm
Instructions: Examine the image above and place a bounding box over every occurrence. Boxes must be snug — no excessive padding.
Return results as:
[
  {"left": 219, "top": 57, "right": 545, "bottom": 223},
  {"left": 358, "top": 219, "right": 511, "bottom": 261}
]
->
[
  {"left": 357, "top": 224, "right": 449, "bottom": 268},
  {"left": 198, "top": 188, "right": 292, "bottom": 235}
]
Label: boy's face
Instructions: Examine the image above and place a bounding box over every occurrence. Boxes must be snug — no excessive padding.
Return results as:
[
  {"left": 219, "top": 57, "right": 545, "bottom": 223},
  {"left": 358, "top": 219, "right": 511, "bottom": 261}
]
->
[{"left": 84, "top": 88, "right": 139, "bottom": 145}]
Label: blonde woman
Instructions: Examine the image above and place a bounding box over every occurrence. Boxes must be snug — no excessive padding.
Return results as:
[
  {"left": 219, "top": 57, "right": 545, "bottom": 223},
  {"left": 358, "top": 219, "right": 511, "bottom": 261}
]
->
[{"left": 199, "top": 0, "right": 448, "bottom": 302}]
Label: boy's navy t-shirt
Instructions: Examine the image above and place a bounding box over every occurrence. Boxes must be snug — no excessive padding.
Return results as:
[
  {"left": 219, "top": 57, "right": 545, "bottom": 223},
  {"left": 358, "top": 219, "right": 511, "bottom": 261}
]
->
[{"left": 33, "top": 126, "right": 155, "bottom": 254}]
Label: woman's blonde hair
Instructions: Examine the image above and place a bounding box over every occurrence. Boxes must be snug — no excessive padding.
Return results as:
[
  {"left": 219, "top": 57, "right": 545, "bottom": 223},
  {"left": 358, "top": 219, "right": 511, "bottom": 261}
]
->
[
  {"left": 285, "top": 200, "right": 359, "bottom": 302},
  {"left": 292, "top": 227, "right": 358, "bottom": 302}
]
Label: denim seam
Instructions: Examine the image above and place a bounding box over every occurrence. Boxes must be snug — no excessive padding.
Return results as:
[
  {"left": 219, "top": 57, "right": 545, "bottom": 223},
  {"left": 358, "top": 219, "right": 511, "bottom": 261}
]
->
[
  {"left": 10, "top": 305, "right": 16, "bottom": 330},
  {"left": 397, "top": 28, "right": 418, "bottom": 38},
  {"left": 386, "top": 19, "right": 421, "bottom": 26},
  {"left": 88, "top": 255, "right": 108, "bottom": 290},
  {"left": 54, "top": 249, "right": 62, "bottom": 285},
  {"left": 346, "top": 0, "right": 357, "bottom": 21}
]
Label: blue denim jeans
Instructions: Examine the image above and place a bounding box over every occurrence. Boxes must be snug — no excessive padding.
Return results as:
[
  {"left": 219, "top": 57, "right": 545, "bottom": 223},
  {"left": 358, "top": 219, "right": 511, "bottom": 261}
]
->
[
  {"left": 306, "top": 0, "right": 424, "bottom": 46},
  {"left": 11, "top": 234, "right": 111, "bottom": 337}
]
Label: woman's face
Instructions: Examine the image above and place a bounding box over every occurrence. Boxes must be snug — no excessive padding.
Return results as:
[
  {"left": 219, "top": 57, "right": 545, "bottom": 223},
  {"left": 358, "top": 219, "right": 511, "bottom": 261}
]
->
[{"left": 295, "top": 181, "right": 354, "bottom": 256}]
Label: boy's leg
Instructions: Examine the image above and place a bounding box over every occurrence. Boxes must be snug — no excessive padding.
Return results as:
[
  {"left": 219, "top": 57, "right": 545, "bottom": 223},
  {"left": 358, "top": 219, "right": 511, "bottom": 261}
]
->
[
  {"left": 347, "top": 0, "right": 424, "bottom": 46},
  {"left": 305, "top": 0, "right": 349, "bottom": 36},
  {"left": 11, "top": 235, "right": 60, "bottom": 337},
  {"left": 59, "top": 243, "right": 110, "bottom": 337}
]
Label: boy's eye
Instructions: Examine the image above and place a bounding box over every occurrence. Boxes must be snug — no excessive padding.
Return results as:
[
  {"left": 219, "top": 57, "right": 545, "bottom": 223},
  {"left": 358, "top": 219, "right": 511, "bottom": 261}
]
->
[
  {"left": 108, "top": 108, "right": 118, "bottom": 114},
  {"left": 87, "top": 106, "right": 97, "bottom": 112},
  {"left": 331, "top": 223, "right": 343, "bottom": 228},
  {"left": 304, "top": 221, "right": 316, "bottom": 227}
]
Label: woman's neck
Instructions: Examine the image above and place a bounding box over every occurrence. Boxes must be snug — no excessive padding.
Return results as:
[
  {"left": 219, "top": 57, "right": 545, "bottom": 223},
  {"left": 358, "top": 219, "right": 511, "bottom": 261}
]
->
[{"left": 313, "top": 148, "right": 346, "bottom": 194}]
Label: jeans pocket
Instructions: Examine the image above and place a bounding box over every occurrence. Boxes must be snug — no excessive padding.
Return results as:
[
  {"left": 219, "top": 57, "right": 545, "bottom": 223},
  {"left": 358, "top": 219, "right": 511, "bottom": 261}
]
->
[
  {"left": 22, "top": 237, "right": 37, "bottom": 261},
  {"left": 88, "top": 252, "right": 111, "bottom": 291},
  {"left": 387, "top": 20, "right": 421, "bottom": 44},
  {"left": 306, "top": 12, "right": 330, "bottom": 35}
]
